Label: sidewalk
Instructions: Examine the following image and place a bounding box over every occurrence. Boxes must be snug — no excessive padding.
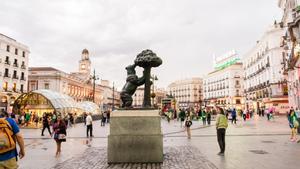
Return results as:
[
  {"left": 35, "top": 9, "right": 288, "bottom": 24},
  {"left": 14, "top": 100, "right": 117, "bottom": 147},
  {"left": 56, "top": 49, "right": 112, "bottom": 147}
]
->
[{"left": 18, "top": 116, "right": 300, "bottom": 169}]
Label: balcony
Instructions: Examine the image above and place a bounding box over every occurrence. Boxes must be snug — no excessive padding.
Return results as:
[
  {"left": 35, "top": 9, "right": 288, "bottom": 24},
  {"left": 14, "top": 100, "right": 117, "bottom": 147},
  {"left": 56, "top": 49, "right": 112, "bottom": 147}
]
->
[
  {"left": 20, "top": 77, "right": 26, "bottom": 81},
  {"left": 12, "top": 75, "right": 19, "bottom": 79},
  {"left": 235, "top": 84, "right": 241, "bottom": 88},
  {"left": 21, "top": 64, "right": 26, "bottom": 69},
  {"left": 4, "top": 73, "right": 11, "bottom": 78},
  {"left": 13, "top": 63, "right": 18, "bottom": 68},
  {"left": 4, "top": 60, "right": 10, "bottom": 65}
]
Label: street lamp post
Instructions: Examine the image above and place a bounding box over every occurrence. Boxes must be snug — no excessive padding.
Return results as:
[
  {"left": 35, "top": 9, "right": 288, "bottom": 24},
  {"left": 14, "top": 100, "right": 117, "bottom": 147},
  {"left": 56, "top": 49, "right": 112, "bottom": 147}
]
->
[
  {"left": 151, "top": 75, "right": 158, "bottom": 107},
  {"left": 91, "top": 69, "right": 99, "bottom": 103},
  {"left": 112, "top": 82, "right": 115, "bottom": 111}
]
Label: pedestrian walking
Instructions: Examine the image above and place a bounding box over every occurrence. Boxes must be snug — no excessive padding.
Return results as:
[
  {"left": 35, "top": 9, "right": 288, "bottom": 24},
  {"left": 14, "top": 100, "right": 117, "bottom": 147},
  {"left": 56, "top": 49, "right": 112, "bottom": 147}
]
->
[
  {"left": 83, "top": 112, "right": 87, "bottom": 126},
  {"left": 41, "top": 113, "right": 52, "bottom": 136},
  {"left": 179, "top": 109, "right": 186, "bottom": 127},
  {"left": 201, "top": 109, "right": 207, "bottom": 125},
  {"left": 216, "top": 108, "right": 228, "bottom": 156},
  {"left": 242, "top": 109, "right": 247, "bottom": 121},
  {"left": 207, "top": 109, "right": 212, "bottom": 125},
  {"left": 231, "top": 108, "right": 237, "bottom": 124},
  {"left": 52, "top": 111, "right": 57, "bottom": 125},
  {"left": 25, "top": 112, "right": 30, "bottom": 126},
  {"left": 185, "top": 116, "right": 192, "bottom": 139},
  {"left": 0, "top": 111, "right": 25, "bottom": 169},
  {"left": 261, "top": 107, "right": 265, "bottom": 117},
  {"left": 53, "top": 116, "right": 67, "bottom": 157},
  {"left": 86, "top": 112, "right": 93, "bottom": 137},
  {"left": 287, "top": 110, "right": 299, "bottom": 142},
  {"left": 34, "top": 113, "right": 39, "bottom": 127},
  {"left": 101, "top": 111, "right": 107, "bottom": 126},
  {"left": 296, "top": 108, "right": 300, "bottom": 134},
  {"left": 73, "top": 113, "right": 77, "bottom": 127},
  {"left": 107, "top": 110, "right": 111, "bottom": 123}
]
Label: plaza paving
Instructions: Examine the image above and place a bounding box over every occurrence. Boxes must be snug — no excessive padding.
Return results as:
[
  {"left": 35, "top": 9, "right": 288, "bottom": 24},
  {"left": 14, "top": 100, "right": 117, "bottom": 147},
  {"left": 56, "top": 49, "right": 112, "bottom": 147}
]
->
[{"left": 18, "top": 115, "right": 300, "bottom": 169}]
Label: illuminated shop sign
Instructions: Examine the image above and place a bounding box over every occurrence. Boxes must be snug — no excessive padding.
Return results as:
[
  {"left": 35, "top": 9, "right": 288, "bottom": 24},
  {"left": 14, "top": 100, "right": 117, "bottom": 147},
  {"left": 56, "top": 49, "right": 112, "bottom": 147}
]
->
[{"left": 213, "top": 50, "right": 240, "bottom": 70}]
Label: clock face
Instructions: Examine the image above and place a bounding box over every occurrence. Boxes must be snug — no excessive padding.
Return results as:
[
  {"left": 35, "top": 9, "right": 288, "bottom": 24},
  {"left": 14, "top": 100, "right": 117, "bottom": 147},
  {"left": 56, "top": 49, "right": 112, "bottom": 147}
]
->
[{"left": 81, "top": 65, "right": 85, "bottom": 69}]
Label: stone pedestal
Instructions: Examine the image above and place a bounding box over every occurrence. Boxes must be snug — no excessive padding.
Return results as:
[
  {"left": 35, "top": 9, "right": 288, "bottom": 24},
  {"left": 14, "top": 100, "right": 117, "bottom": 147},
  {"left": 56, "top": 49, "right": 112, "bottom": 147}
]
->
[{"left": 108, "top": 109, "right": 163, "bottom": 163}]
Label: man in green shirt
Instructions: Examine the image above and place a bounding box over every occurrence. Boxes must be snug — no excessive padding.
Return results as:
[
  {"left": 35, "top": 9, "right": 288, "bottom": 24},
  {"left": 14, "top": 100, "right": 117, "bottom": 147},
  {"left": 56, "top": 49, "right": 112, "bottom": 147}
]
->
[{"left": 216, "top": 108, "right": 228, "bottom": 156}]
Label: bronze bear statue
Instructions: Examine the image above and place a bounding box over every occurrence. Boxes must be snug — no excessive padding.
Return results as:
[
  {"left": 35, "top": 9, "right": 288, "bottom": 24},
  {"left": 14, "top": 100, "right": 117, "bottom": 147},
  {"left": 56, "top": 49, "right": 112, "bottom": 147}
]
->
[{"left": 120, "top": 64, "right": 145, "bottom": 108}]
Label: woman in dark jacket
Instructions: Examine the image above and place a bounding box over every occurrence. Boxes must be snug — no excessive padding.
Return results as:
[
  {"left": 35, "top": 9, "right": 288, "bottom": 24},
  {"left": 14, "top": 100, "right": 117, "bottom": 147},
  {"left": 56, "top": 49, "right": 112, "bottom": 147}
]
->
[{"left": 53, "top": 116, "right": 67, "bottom": 157}]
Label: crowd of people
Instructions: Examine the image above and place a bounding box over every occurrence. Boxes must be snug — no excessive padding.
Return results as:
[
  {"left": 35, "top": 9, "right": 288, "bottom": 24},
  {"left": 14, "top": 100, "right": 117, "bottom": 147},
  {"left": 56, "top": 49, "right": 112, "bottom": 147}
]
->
[{"left": 1, "top": 105, "right": 300, "bottom": 168}]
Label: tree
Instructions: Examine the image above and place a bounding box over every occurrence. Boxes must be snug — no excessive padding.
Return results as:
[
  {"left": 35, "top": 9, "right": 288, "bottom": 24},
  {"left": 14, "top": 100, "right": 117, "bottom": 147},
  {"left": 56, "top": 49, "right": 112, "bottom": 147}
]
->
[{"left": 135, "top": 49, "right": 162, "bottom": 108}]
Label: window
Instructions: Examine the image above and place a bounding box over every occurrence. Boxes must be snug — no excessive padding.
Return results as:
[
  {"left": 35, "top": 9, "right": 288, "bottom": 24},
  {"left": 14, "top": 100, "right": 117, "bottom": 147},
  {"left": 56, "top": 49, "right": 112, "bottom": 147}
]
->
[
  {"left": 13, "top": 70, "right": 17, "bottom": 79},
  {"left": 21, "top": 72, "right": 24, "bottom": 80},
  {"left": 20, "top": 84, "right": 24, "bottom": 93},
  {"left": 6, "top": 45, "right": 10, "bottom": 52},
  {"left": 44, "top": 83, "right": 49, "bottom": 89},
  {"left": 236, "top": 80, "right": 240, "bottom": 85},
  {"left": 236, "top": 99, "right": 241, "bottom": 104},
  {"left": 4, "top": 69, "right": 9, "bottom": 77},
  {"left": 22, "top": 51, "right": 25, "bottom": 57},
  {"left": 15, "top": 48, "right": 18, "bottom": 55},
  {"left": 13, "top": 59, "right": 18, "bottom": 67},
  {"left": 5, "top": 56, "right": 9, "bottom": 64},
  {"left": 21, "top": 61, "right": 25, "bottom": 69},
  {"left": 30, "top": 83, "right": 36, "bottom": 91}
]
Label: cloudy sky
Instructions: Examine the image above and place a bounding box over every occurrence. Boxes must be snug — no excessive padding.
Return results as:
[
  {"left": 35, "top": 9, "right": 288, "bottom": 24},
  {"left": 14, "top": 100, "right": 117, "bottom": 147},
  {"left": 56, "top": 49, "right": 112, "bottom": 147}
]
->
[{"left": 0, "top": 0, "right": 282, "bottom": 89}]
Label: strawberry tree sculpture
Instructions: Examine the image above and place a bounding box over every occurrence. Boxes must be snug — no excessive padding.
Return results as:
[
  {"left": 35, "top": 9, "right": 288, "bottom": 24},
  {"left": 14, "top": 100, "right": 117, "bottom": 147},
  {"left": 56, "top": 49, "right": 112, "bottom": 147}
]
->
[{"left": 134, "top": 49, "right": 162, "bottom": 108}]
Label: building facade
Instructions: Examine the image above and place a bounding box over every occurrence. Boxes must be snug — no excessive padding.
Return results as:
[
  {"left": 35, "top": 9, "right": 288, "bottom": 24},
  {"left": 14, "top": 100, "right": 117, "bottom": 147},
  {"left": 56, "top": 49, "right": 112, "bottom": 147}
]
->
[
  {"left": 243, "top": 22, "right": 289, "bottom": 114},
  {"left": 167, "top": 78, "right": 203, "bottom": 109},
  {"left": 0, "top": 33, "right": 29, "bottom": 111},
  {"left": 132, "top": 87, "right": 166, "bottom": 108},
  {"left": 279, "top": 0, "right": 300, "bottom": 109},
  {"left": 28, "top": 49, "right": 120, "bottom": 107},
  {"left": 100, "top": 80, "right": 120, "bottom": 110},
  {"left": 203, "top": 51, "right": 244, "bottom": 109}
]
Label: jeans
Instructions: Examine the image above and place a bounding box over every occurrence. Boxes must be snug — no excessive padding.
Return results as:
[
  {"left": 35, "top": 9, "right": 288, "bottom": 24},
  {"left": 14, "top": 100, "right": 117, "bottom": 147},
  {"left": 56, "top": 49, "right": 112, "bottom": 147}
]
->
[
  {"left": 217, "top": 128, "right": 226, "bottom": 153},
  {"left": 86, "top": 124, "right": 93, "bottom": 137}
]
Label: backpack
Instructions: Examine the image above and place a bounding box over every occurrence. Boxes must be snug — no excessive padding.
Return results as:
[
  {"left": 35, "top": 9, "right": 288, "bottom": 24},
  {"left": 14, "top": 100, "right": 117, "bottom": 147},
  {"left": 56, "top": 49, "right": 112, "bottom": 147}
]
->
[
  {"left": 185, "top": 120, "right": 192, "bottom": 127},
  {"left": 0, "top": 118, "right": 16, "bottom": 154}
]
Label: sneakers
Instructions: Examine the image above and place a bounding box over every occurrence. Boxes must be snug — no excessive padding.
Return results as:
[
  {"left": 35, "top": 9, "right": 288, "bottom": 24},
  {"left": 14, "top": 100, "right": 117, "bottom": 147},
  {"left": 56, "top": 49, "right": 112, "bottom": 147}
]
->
[{"left": 217, "top": 152, "right": 224, "bottom": 156}]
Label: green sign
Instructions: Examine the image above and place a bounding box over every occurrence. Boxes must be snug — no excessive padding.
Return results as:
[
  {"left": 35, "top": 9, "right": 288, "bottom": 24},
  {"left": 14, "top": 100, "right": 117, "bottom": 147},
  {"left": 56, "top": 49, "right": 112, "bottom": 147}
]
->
[{"left": 214, "top": 58, "right": 240, "bottom": 70}]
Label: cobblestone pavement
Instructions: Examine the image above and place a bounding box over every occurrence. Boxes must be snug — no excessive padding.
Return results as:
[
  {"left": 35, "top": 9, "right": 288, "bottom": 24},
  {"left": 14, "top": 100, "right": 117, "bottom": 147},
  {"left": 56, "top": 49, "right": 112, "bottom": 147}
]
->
[
  {"left": 52, "top": 146, "right": 217, "bottom": 169},
  {"left": 19, "top": 116, "right": 300, "bottom": 169}
]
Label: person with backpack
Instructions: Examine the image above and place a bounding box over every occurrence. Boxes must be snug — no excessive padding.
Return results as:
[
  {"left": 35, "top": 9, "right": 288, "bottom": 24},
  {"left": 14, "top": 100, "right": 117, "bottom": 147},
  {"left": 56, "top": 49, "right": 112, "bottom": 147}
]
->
[
  {"left": 216, "top": 108, "right": 228, "bottom": 156},
  {"left": 0, "top": 111, "right": 25, "bottom": 168},
  {"left": 185, "top": 116, "right": 192, "bottom": 139}
]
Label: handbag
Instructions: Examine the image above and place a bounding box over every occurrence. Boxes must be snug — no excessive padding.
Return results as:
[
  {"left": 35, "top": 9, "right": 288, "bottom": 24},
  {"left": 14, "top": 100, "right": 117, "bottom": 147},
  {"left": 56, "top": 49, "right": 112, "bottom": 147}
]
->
[{"left": 58, "top": 134, "right": 66, "bottom": 140}]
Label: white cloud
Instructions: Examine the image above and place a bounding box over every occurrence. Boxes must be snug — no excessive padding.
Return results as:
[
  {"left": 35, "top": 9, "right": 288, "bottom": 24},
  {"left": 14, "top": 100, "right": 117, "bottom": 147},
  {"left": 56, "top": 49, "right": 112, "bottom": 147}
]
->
[{"left": 0, "top": 0, "right": 282, "bottom": 89}]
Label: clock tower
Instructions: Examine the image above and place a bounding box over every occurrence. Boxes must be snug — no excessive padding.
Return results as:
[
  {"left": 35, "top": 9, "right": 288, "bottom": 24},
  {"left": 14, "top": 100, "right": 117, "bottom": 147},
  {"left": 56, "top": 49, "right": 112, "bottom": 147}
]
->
[{"left": 79, "top": 48, "right": 91, "bottom": 75}]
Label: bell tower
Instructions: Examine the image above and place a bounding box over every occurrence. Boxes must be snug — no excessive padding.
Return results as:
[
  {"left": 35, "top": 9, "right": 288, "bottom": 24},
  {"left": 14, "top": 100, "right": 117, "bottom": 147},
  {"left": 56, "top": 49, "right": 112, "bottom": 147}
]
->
[{"left": 79, "top": 49, "right": 91, "bottom": 75}]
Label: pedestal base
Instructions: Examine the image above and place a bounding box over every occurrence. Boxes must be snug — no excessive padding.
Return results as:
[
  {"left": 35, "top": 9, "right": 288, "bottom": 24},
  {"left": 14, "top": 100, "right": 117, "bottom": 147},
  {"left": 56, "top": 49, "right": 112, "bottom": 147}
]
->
[{"left": 107, "top": 109, "right": 163, "bottom": 163}]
